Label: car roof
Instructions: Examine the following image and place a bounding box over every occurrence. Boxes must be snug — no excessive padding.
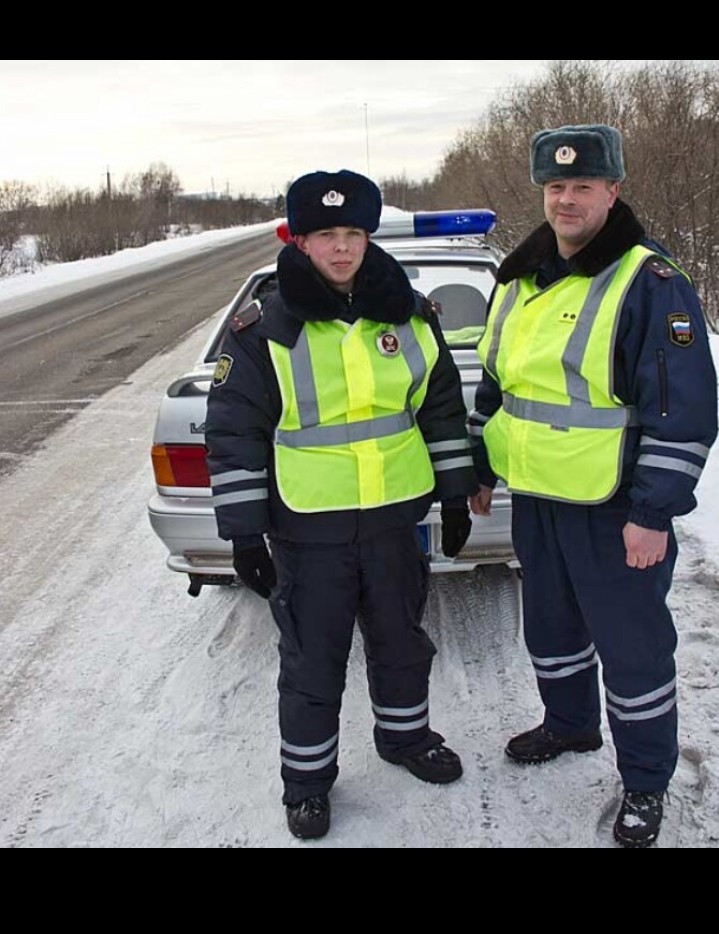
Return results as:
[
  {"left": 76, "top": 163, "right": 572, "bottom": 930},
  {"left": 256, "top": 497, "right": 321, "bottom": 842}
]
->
[{"left": 377, "top": 236, "right": 501, "bottom": 264}]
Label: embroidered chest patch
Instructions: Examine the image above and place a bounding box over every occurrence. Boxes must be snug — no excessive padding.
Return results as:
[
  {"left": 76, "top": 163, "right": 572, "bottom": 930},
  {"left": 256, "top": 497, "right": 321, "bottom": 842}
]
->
[{"left": 667, "top": 313, "right": 694, "bottom": 347}]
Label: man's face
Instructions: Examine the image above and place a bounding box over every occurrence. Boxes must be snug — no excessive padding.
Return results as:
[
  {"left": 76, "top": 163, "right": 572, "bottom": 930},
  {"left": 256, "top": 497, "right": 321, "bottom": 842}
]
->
[
  {"left": 543, "top": 178, "right": 619, "bottom": 257},
  {"left": 295, "top": 226, "right": 369, "bottom": 293}
]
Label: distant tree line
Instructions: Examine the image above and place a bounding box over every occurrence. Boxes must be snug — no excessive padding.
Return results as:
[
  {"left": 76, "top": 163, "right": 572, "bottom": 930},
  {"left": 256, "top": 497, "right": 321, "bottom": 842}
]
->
[
  {"left": 0, "top": 162, "right": 277, "bottom": 275},
  {"left": 1, "top": 61, "right": 717, "bottom": 329},
  {"left": 380, "top": 60, "right": 719, "bottom": 330}
]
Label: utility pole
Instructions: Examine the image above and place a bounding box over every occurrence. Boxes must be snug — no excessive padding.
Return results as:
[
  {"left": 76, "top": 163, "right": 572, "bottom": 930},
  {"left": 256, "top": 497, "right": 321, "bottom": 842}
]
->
[{"left": 106, "top": 166, "right": 117, "bottom": 250}]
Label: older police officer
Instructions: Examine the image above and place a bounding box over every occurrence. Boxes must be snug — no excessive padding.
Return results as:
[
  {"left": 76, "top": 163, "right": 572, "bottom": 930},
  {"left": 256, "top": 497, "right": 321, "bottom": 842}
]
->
[{"left": 470, "top": 125, "right": 718, "bottom": 848}]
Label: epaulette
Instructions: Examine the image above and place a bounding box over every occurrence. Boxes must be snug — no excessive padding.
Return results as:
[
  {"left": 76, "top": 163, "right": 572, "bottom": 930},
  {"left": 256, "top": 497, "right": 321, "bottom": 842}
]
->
[
  {"left": 645, "top": 256, "right": 680, "bottom": 279},
  {"left": 229, "top": 299, "right": 262, "bottom": 333},
  {"left": 418, "top": 296, "right": 442, "bottom": 320}
]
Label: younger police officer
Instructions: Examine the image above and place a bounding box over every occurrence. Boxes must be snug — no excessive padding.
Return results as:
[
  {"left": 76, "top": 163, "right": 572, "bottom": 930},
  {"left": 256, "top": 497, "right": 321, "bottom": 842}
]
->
[
  {"left": 469, "top": 125, "right": 718, "bottom": 848},
  {"left": 205, "top": 170, "right": 477, "bottom": 840}
]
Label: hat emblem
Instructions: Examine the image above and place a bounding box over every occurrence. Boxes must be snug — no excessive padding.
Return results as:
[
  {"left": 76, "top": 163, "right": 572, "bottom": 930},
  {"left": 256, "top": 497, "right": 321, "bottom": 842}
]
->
[
  {"left": 321, "top": 190, "right": 346, "bottom": 207},
  {"left": 555, "top": 145, "right": 578, "bottom": 166}
]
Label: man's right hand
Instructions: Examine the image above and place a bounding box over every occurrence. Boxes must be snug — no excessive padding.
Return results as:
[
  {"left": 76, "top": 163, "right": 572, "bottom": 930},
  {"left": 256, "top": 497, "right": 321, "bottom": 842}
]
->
[
  {"left": 470, "top": 485, "right": 494, "bottom": 517},
  {"left": 623, "top": 522, "right": 668, "bottom": 570},
  {"left": 232, "top": 540, "right": 277, "bottom": 598}
]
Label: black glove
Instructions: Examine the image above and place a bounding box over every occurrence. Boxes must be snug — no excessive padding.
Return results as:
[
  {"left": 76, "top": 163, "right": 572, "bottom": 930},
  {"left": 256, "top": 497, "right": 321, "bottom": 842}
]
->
[
  {"left": 232, "top": 540, "right": 277, "bottom": 598},
  {"left": 440, "top": 503, "right": 472, "bottom": 558}
]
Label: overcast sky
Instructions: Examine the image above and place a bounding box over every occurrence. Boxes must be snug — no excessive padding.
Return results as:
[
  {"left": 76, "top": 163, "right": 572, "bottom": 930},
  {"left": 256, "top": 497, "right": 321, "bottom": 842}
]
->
[{"left": 0, "top": 60, "right": 557, "bottom": 198}]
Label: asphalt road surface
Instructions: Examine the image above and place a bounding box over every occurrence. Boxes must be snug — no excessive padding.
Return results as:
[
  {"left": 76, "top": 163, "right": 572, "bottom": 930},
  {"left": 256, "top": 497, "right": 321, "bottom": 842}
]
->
[{"left": 0, "top": 229, "right": 280, "bottom": 478}]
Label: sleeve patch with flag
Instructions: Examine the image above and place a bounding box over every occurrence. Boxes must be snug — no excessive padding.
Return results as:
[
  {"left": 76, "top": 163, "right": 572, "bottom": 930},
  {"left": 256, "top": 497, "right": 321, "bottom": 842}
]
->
[{"left": 667, "top": 312, "right": 694, "bottom": 347}]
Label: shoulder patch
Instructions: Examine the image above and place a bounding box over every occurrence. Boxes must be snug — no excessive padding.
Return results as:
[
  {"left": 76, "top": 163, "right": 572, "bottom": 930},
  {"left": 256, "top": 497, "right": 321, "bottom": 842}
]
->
[
  {"left": 667, "top": 312, "right": 694, "bottom": 347},
  {"left": 229, "top": 299, "right": 262, "bottom": 333},
  {"left": 646, "top": 256, "right": 679, "bottom": 279},
  {"left": 212, "top": 353, "right": 234, "bottom": 387}
]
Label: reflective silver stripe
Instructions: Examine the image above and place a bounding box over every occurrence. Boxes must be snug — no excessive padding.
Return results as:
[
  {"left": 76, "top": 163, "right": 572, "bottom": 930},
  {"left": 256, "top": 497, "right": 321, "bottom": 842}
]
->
[
  {"left": 562, "top": 260, "right": 622, "bottom": 404},
  {"left": 637, "top": 454, "right": 704, "bottom": 480},
  {"left": 281, "top": 733, "right": 339, "bottom": 756},
  {"left": 373, "top": 701, "right": 428, "bottom": 717},
  {"left": 210, "top": 468, "right": 268, "bottom": 487},
  {"left": 212, "top": 489, "right": 268, "bottom": 507},
  {"left": 606, "top": 695, "right": 677, "bottom": 722},
  {"left": 291, "top": 327, "right": 320, "bottom": 429},
  {"left": 467, "top": 425, "right": 484, "bottom": 438},
  {"left": 484, "top": 280, "right": 520, "bottom": 374},
  {"left": 396, "top": 321, "right": 428, "bottom": 403},
  {"left": 640, "top": 436, "right": 711, "bottom": 459},
  {"left": 287, "top": 322, "right": 428, "bottom": 432},
  {"left": 535, "top": 657, "right": 599, "bottom": 680},
  {"left": 606, "top": 678, "right": 676, "bottom": 709},
  {"left": 434, "top": 456, "right": 474, "bottom": 472},
  {"left": 375, "top": 714, "right": 430, "bottom": 732},
  {"left": 605, "top": 678, "right": 677, "bottom": 723},
  {"left": 276, "top": 411, "right": 414, "bottom": 448},
  {"left": 503, "top": 393, "right": 638, "bottom": 429},
  {"left": 532, "top": 643, "right": 599, "bottom": 680},
  {"left": 530, "top": 643, "right": 596, "bottom": 668},
  {"left": 427, "top": 439, "right": 472, "bottom": 454},
  {"left": 489, "top": 253, "right": 648, "bottom": 428},
  {"left": 281, "top": 749, "right": 338, "bottom": 772},
  {"left": 468, "top": 409, "right": 490, "bottom": 425}
]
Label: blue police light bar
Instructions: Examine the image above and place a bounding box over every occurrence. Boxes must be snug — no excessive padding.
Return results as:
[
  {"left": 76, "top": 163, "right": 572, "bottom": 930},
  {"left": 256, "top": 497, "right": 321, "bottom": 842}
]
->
[{"left": 374, "top": 209, "right": 496, "bottom": 240}]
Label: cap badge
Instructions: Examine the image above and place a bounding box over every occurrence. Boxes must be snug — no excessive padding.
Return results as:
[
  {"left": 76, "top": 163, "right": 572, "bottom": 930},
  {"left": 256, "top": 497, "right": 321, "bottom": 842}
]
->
[
  {"left": 321, "top": 190, "right": 346, "bottom": 207},
  {"left": 555, "top": 145, "right": 578, "bottom": 166},
  {"left": 377, "top": 331, "right": 401, "bottom": 357}
]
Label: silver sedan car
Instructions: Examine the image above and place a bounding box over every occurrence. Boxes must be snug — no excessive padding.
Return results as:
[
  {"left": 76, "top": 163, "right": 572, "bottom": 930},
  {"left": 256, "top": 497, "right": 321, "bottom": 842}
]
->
[{"left": 148, "top": 209, "right": 516, "bottom": 596}]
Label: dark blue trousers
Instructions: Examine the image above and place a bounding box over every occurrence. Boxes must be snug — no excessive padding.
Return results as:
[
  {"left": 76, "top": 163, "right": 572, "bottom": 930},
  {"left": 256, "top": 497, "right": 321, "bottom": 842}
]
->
[
  {"left": 269, "top": 528, "right": 444, "bottom": 806},
  {"left": 512, "top": 493, "right": 679, "bottom": 792}
]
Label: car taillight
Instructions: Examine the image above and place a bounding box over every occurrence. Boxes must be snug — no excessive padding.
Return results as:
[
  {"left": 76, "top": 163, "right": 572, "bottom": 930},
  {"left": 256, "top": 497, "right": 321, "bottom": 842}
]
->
[{"left": 151, "top": 444, "right": 210, "bottom": 488}]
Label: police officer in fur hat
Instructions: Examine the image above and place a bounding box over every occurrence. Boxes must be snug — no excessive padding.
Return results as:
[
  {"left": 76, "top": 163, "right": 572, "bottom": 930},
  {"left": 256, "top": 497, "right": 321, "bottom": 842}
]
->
[
  {"left": 469, "top": 125, "right": 718, "bottom": 848},
  {"left": 205, "top": 169, "right": 478, "bottom": 840}
]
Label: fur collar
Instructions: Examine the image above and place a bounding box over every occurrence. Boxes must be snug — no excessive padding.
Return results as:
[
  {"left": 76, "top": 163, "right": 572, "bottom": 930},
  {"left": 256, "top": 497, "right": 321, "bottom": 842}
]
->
[
  {"left": 276, "top": 240, "right": 415, "bottom": 324},
  {"left": 497, "top": 198, "right": 646, "bottom": 284}
]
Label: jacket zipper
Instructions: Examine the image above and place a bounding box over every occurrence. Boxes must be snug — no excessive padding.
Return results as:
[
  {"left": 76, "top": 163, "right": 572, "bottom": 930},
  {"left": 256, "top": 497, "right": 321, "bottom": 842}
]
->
[{"left": 657, "top": 349, "right": 669, "bottom": 416}]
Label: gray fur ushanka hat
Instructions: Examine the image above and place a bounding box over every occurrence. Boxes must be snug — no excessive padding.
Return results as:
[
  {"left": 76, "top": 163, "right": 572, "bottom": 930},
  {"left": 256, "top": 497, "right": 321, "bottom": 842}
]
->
[
  {"left": 286, "top": 169, "right": 382, "bottom": 235},
  {"left": 530, "top": 124, "right": 626, "bottom": 185}
]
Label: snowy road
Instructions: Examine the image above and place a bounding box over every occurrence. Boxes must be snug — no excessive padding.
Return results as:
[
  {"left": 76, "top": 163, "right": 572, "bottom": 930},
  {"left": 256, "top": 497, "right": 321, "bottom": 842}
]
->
[{"left": 1, "top": 320, "right": 717, "bottom": 848}]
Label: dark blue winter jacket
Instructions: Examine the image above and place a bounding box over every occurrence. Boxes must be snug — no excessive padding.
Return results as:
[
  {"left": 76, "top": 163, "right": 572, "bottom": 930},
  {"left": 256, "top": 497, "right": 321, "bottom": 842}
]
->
[{"left": 205, "top": 240, "right": 478, "bottom": 546}]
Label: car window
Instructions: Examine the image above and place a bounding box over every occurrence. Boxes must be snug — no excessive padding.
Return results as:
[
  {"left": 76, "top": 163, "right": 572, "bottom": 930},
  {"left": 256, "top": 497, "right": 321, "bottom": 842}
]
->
[
  {"left": 207, "top": 259, "right": 494, "bottom": 363},
  {"left": 401, "top": 263, "right": 494, "bottom": 347}
]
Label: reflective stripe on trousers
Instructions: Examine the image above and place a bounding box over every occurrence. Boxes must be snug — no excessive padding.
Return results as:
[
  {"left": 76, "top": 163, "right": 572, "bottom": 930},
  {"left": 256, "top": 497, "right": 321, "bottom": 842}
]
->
[
  {"left": 512, "top": 493, "right": 679, "bottom": 792},
  {"left": 269, "top": 528, "right": 444, "bottom": 805}
]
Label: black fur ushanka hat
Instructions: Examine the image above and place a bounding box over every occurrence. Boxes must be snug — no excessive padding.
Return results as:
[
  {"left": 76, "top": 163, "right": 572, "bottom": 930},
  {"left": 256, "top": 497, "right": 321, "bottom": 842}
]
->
[{"left": 286, "top": 169, "right": 382, "bottom": 235}]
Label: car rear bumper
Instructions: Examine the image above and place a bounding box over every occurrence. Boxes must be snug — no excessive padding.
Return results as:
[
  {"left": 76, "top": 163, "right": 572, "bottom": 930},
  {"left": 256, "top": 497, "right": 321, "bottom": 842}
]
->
[{"left": 148, "top": 491, "right": 517, "bottom": 580}]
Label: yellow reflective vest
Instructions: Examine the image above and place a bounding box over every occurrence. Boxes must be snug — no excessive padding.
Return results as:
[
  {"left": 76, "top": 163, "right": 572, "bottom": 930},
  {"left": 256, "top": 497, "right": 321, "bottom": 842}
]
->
[
  {"left": 478, "top": 245, "right": 668, "bottom": 503},
  {"left": 268, "top": 317, "right": 439, "bottom": 513}
]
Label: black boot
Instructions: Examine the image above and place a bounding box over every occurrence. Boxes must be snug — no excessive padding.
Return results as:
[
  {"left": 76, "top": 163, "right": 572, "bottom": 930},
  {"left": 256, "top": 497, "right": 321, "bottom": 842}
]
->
[
  {"left": 286, "top": 794, "right": 331, "bottom": 840},
  {"left": 613, "top": 790, "right": 665, "bottom": 848},
  {"left": 381, "top": 743, "right": 463, "bottom": 784},
  {"left": 505, "top": 724, "right": 603, "bottom": 764}
]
